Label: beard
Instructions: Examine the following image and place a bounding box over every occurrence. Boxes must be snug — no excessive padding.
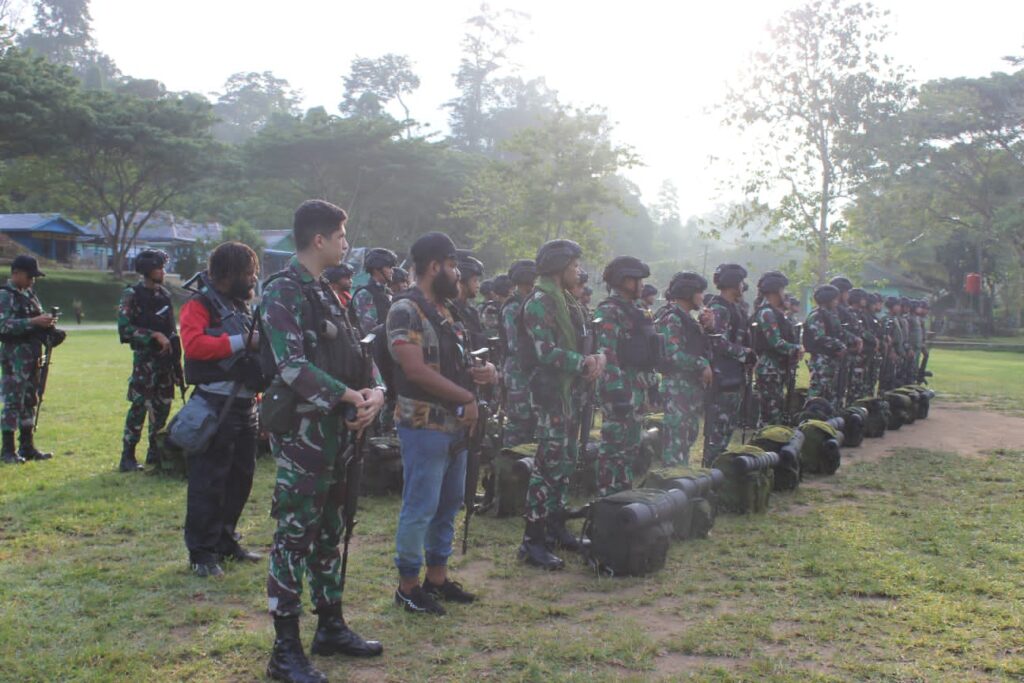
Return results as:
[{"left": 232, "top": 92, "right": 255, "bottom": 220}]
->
[
  {"left": 229, "top": 279, "right": 255, "bottom": 302},
  {"left": 433, "top": 270, "right": 460, "bottom": 300}
]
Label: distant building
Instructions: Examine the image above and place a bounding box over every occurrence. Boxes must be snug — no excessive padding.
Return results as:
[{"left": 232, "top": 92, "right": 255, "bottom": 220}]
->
[
  {"left": 0, "top": 213, "right": 87, "bottom": 264},
  {"left": 78, "top": 212, "right": 224, "bottom": 272}
]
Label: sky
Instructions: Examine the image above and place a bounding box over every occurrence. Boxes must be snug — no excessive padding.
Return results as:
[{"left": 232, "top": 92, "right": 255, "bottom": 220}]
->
[{"left": 86, "top": 0, "right": 1024, "bottom": 218}]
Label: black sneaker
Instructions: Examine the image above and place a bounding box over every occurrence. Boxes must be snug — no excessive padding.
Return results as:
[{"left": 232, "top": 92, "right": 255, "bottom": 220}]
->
[
  {"left": 191, "top": 562, "right": 225, "bottom": 578},
  {"left": 394, "top": 586, "right": 446, "bottom": 616},
  {"left": 422, "top": 578, "right": 476, "bottom": 604}
]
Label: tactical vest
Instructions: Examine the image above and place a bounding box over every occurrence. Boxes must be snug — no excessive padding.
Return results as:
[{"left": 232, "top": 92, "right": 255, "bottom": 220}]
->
[
  {"left": 600, "top": 296, "right": 665, "bottom": 371},
  {"left": 655, "top": 304, "right": 706, "bottom": 378},
  {"left": 389, "top": 287, "right": 471, "bottom": 409},
  {"left": 0, "top": 284, "right": 42, "bottom": 344},
  {"left": 802, "top": 308, "right": 841, "bottom": 355},
  {"left": 260, "top": 268, "right": 366, "bottom": 390},
  {"left": 348, "top": 280, "right": 391, "bottom": 332},
  {"left": 120, "top": 283, "right": 175, "bottom": 347},
  {"left": 514, "top": 288, "right": 589, "bottom": 373},
  {"left": 454, "top": 299, "right": 488, "bottom": 351},
  {"left": 751, "top": 303, "right": 796, "bottom": 360},
  {"left": 708, "top": 294, "right": 748, "bottom": 390}
]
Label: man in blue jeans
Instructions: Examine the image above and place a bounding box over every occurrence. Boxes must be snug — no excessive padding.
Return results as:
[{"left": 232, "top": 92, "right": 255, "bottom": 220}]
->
[{"left": 387, "top": 232, "right": 497, "bottom": 615}]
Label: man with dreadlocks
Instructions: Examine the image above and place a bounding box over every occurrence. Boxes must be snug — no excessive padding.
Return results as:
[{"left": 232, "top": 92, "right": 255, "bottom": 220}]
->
[{"left": 750, "top": 271, "right": 802, "bottom": 426}]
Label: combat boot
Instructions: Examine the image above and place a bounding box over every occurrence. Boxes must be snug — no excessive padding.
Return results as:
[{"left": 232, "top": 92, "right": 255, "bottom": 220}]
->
[
  {"left": 1, "top": 431, "right": 24, "bottom": 464},
  {"left": 518, "top": 519, "right": 565, "bottom": 570},
  {"left": 119, "top": 443, "right": 143, "bottom": 472},
  {"left": 546, "top": 513, "right": 581, "bottom": 552},
  {"left": 18, "top": 428, "right": 51, "bottom": 461},
  {"left": 267, "top": 615, "right": 328, "bottom": 683},
  {"left": 144, "top": 434, "right": 161, "bottom": 467},
  {"left": 310, "top": 603, "right": 383, "bottom": 657}
]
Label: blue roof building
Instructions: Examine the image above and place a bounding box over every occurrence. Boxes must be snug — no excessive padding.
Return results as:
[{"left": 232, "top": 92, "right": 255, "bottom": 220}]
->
[{"left": 0, "top": 213, "right": 87, "bottom": 263}]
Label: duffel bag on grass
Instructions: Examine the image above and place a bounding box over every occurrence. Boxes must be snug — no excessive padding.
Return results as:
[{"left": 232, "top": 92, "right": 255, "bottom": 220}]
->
[
  {"left": 841, "top": 406, "right": 867, "bottom": 448},
  {"left": 493, "top": 444, "right": 536, "bottom": 517},
  {"left": 712, "top": 445, "right": 777, "bottom": 514},
  {"left": 890, "top": 387, "right": 920, "bottom": 424},
  {"left": 854, "top": 397, "right": 890, "bottom": 438},
  {"left": 883, "top": 390, "right": 912, "bottom": 429},
  {"left": 642, "top": 466, "right": 725, "bottom": 539},
  {"left": 799, "top": 418, "right": 843, "bottom": 475},
  {"left": 582, "top": 488, "right": 685, "bottom": 576},
  {"left": 750, "top": 425, "right": 804, "bottom": 492},
  {"left": 907, "top": 385, "right": 935, "bottom": 419}
]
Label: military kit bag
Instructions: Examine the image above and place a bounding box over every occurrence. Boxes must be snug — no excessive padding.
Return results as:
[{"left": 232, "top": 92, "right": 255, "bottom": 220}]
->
[
  {"left": 582, "top": 488, "right": 686, "bottom": 577},
  {"left": 840, "top": 406, "right": 867, "bottom": 448},
  {"left": 642, "top": 466, "right": 725, "bottom": 539},
  {"left": 890, "top": 388, "right": 919, "bottom": 424},
  {"left": 492, "top": 444, "right": 536, "bottom": 517},
  {"left": 712, "top": 446, "right": 778, "bottom": 514},
  {"left": 907, "top": 385, "right": 935, "bottom": 419},
  {"left": 883, "top": 390, "right": 912, "bottom": 429},
  {"left": 854, "top": 397, "right": 890, "bottom": 438},
  {"left": 750, "top": 425, "right": 804, "bottom": 492},
  {"left": 798, "top": 418, "right": 843, "bottom": 475}
]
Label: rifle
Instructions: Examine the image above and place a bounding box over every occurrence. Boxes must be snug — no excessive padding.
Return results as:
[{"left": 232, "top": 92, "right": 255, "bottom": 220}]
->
[
  {"left": 33, "top": 306, "right": 61, "bottom": 430},
  {"left": 339, "top": 332, "right": 377, "bottom": 593},
  {"left": 577, "top": 316, "right": 600, "bottom": 468},
  {"left": 740, "top": 363, "right": 755, "bottom": 443},
  {"left": 782, "top": 323, "right": 802, "bottom": 426},
  {"left": 462, "top": 347, "right": 491, "bottom": 555}
]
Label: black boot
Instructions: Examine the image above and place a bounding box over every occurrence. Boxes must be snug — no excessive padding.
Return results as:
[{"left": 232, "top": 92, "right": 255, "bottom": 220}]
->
[
  {"left": 144, "top": 434, "right": 161, "bottom": 467},
  {"left": 119, "top": 443, "right": 143, "bottom": 472},
  {"left": 1, "top": 431, "right": 24, "bottom": 465},
  {"left": 546, "top": 514, "right": 581, "bottom": 552},
  {"left": 518, "top": 519, "right": 565, "bottom": 570},
  {"left": 267, "top": 615, "right": 327, "bottom": 683},
  {"left": 18, "top": 428, "right": 51, "bottom": 461},
  {"left": 310, "top": 603, "right": 383, "bottom": 657}
]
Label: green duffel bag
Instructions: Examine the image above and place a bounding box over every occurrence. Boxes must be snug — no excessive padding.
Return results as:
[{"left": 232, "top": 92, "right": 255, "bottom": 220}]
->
[
  {"left": 883, "top": 390, "right": 911, "bottom": 429},
  {"left": 854, "top": 397, "right": 889, "bottom": 438},
  {"left": 493, "top": 444, "right": 535, "bottom": 517},
  {"left": 841, "top": 406, "right": 868, "bottom": 447},
  {"left": 891, "top": 387, "right": 920, "bottom": 424},
  {"left": 583, "top": 487, "right": 685, "bottom": 577},
  {"left": 908, "top": 385, "right": 935, "bottom": 419},
  {"left": 712, "top": 445, "right": 777, "bottom": 514},
  {"left": 799, "top": 419, "right": 842, "bottom": 475},
  {"left": 362, "top": 436, "right": 404, "bottom": 496},
  {"left": 750, "top": 425, "right": 803, "bottom": 492},
  {"left": 641, "top": 465, "right": 725, "bottom": 539}
]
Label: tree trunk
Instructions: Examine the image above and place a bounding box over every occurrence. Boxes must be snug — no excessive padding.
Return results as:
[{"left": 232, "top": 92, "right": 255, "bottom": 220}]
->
[{"left": 817, "top": 184, "right": 830, "bottom": 284}]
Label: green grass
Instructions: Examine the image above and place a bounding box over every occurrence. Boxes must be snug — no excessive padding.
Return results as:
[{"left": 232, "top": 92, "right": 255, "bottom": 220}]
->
[
  {"left": 5, "top": 270, "right": 135, "bottom": 322},
  {"left": 928, "top": 348, "right": 1024, "bottom": 413},
  {"left": 2, "top": 333, "right": 1024, "bottom": 681}
]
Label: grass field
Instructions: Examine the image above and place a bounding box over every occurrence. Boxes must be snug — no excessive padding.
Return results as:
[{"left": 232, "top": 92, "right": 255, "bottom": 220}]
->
[{"left": 2, "top": 332, "right": 1024, "bottom": 682}]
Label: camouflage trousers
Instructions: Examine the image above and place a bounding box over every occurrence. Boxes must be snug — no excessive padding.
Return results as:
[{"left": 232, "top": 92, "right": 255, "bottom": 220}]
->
[
  {"left": 524, "top": 400, "right": 578, "bottom": 523},
  {"left": 502, "top": 369, "right": 537, "bottom": 448},
  {"left": 847, "top": 362, "right": 869, "bottom": 403},
  {"left": 660, "top": 377, "right": 703, "bottom": 466},
  {"left": 702, "top": 388, "right": 742, "bottom": 467},
  {"left": 122, "top": 364, "right": 175, "bottom": 449},
  {"left": 808, "top": 355, "right": 839, "bottom": 408},
  {"left": 267, "top": 413, "right": 349, "bottom": 617},
  {"left": 755, "top": 366, "right": 787, "bottom": 427},
  {"left": 597, "top": 386, "right": 645, "bottom": 497},
  {"left": 1, "top": 356, "right": 39, "bottom": 432}
]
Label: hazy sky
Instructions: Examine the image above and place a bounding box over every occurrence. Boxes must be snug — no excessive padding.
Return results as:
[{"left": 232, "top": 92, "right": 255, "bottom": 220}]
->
[{"left": 89, "top": 0, "right": 1023, "bottom": 217}]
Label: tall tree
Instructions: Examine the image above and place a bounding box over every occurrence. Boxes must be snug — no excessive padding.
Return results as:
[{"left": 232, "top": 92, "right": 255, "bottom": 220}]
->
[
  {"left": 17, "top": 0, "right": 117, "bottom": 87},
  {"left": 212, "top": 71, "right": 301, "bottom": 144},
  {"left": 340, "top": 54, "right": 420, "bottom": 138},
  {"left": 721, "top": 0, "right": 910, "bottom": 282}
]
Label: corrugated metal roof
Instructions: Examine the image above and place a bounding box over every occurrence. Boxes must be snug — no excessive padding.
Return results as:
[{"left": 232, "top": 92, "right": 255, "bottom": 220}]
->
[{"left": 0, "top": 213, "right": 87, "bottom": 235}]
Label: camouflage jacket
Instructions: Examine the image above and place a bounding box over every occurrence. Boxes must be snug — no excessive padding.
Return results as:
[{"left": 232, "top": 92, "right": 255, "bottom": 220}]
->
[
  {"left": 752, "top": 302, "right": 801, "bottom": 372},
  {"left": 0, "top": 283, "right": 43, "bottom": 363},
  {"left": 707, "top": 294, "right": 749, "bottom": 364},
  {"left": 480, "top": 300, "right": 501, "bottom": 339},
  {"left": 836, "top": 304, "right": 864, "bottom": 347},
  {"left": 501, "top": 291, "right": 526, "bottom": 375},
  {"left": 908, "top": 315, "right": 923, "bottom": 350},
  {"left": 522, "top": 285, "right": 586, "bottom": 377},
  {"left": 655, "top": 303, "right": 709, "bottom": 381},
  {"left": 261, "top": 256, "right": 359, "bottom": 413},
  {"left": 595, "top": 294, "right": 657, "bottom": 400},
  {"left": 803, "top": 307, "right": 846, "bottom": 358},
  {"left": 853, "top": 307, "right": 879, "bottom": 354},
  {"left": 118, "top": 283, "right": 179, "bottom": 365},
  {"left": 351, "top": 278, "right": 392, "bottom": 336}
]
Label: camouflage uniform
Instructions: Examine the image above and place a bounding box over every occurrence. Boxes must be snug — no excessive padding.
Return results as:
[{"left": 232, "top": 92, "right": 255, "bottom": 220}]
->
[
  {"left": 908, "top": 313, "right": 923, "bottom": 384},
  {"left": 803, "top": 306, "right": 847, "bottom": 408},
  {"left": 880, "top": 313, "right": 904, "bottom": 391},
  {"left": 500, "top": 291, "right": 537, "bottom": 448},
  {"left": 595, "top": 294, "right": 655, "bottom": 496},
  {"left": 480, "top": 300, "right": 502, "bottom": 340},
  {"left": 350, "top": 279, "right": 392, "bottom": 337},
  {"left": 522, "top": 282, "right": 588, "bottom": 522},
  {"left": 655, "top": 303, "right": 709, "bottom": 465},
  {"left": 850, "top": 307, "right": 878, "bottom": 399},
  {"left": 262, "top": 256, "right": 370, "bottom": 618},
  {"left": 752, "top": 302, "right": 801, "bottom": 426},
  {"left": 703, "top": 295, "right": 750, "bottom": 465},
  {"left": 860, "top": 309, "right": 884, "bottom": 396},
  {"left": 0, "top": 284, "right": 44, "bottom": 432},
  {"left": 118, "top": 283, "right": 179, "bottom": 458},
  {"left": 835, "top": 304, "right": 865, "bottom": 404}
]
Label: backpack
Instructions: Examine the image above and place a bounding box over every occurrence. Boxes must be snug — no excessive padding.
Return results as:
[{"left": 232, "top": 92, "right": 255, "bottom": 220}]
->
[
  {"left": 798, "top": 419, "right": 843, "bottom": 475},
  {"left": 907, "top": 385, "right": 935, "bottom": 419},
  {"left": 750, "top": 425, "right": 804, "bottom": 492},
  {"left": 582, "top": 488, "right": 685, "bottom": 576},
  {"left": 642, "top": 466, "right": 725, "bottom": 540},
  {"left": 840, "top": 406, "right": 868, "bottom": 448},
  {"left": 712, "top": 445, "right": 778, "bottom": 513},
  {"left": 361, "top": 436, "right": 404, "bottom": 496},
  {"left": 883, "top": 390, "right": 913, "bottom": 429},
  {"left": 492, "top": 443, "right": 536, "bottom": 517},
  {"left": 854, "top": 397, "right": 890, "bottom": 438},
  {"left": 890, "top": 387, "right": 920, "bottom": 424}
]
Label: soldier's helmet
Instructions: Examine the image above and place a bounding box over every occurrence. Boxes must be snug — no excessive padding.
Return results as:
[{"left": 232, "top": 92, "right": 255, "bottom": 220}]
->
[
  {"left": 757, "top": 271, "right": 789, "bottom": 294},
  {"left": 848, "top": 288, "right": 869, "bottom": 305},
  {"left": 457, "top": 253, "right": 485, "bottom": 279},
  {"left": 813, "top": 284, "right": 841, "bottom": 305},
  {"left": 535, "top": 240, "right": 582, "bottom": 276},
  {"left": 829, "top": 276, "right": 853, "bottom": 293},
  {"left": 641, "top": 284, "right": 659, "bottom": 298},
  {"left": 713, "top": 263, "right": 747, "bottom": 290},
  {"left": 135, "top": 250, "right": 169, "bottom": 276},
  {"left": 492, "top": 274, "right": 513, "bottom": 297},
  {"left": 480, "top": 279, "right": 494, "bottom": 297},
  {"left": 364, "top": 248, "right": 399, "bottom": 273},
  {"left": 602, "top": 256, "right": 650, "bottom": 288},
  {"left": 666, "top": 271, "right": 707, "bottom": 300},
  {"left": 508, "top": 260, "right": 538, "bottom": 285},
  {"left": 324, "top": 262, "right": 354, "bottom": 282},
  {"left": 391, "top": 266, "right": 409, "bottom": 285}
]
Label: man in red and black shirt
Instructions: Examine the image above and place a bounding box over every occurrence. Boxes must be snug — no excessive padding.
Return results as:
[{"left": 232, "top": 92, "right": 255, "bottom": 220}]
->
[
  {"left": 324, "top": 263, "right": 354, "bottom": 308},
  {"left": 180, "top": 242, "right": 265, "bottom": 578}
]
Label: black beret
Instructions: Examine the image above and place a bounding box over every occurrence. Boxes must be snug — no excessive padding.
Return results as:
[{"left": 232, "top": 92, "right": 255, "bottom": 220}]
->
[{"left": 410, "top": 232, "right": 458, "bottom": 268}]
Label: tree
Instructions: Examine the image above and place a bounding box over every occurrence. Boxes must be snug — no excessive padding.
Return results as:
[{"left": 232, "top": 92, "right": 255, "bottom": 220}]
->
[
  {"left": 212, "top": 71, "right": 301, "bottom": 144},
  {"left": 720, "top": 0, "right": 910, "bottom": 282},
  {"left": 17, "top": 0, "right": 118, "bottom": 87},
  {"left": 340, "top": 54, "right": 420, "bottom": 138},
  {"left": 221, "top": 218, "right": 265, "bottom": 260}
]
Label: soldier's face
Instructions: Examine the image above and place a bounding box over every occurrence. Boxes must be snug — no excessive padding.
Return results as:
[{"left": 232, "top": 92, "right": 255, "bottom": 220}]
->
[
  {"left": 463, "top": 275, "right": 481, "bottom": 299},
  {"left": 318, "top": 222, "right": 348, "bottom": 268},
  {"left": 560, "top": 259, "right": 582, "bottom": 290},
  {"left": 433, "top": 258, "right": 460, "bottom": 300},
  {"left": 336, "top": 277, "right": 352, "bottom": 292},
  {"left": 147, "top": 267, "right": 165, "bottom": 284},
  {"left": 382, "top": 266, "right": 395, "bottom": 283},
  {"left": 9, "top": 271, "right": 32, "bottom": 288}
]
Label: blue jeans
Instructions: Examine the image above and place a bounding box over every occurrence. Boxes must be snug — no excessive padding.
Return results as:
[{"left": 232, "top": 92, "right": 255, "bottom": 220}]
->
[{"left": 394, "top": 426, "right": 467, "bottom": 579}]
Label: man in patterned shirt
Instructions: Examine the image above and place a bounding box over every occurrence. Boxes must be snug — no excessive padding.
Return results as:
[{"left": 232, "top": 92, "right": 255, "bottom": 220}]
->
[{"left": 750, "top": 271, "right": 802, "bottom": 426}]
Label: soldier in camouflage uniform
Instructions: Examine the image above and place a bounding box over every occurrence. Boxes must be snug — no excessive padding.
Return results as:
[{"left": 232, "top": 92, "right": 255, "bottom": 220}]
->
[
  {"left": 500, "top": 260, "right": 538, "bottom": 448},
  {"left": 349, "top": 247, "right": 397, "bottom": 337},
  {"left": 829, "top": 277, "right": 865, "bottom": 405},
  {"left": 595, "top": 256, "right": 658, "bottom": 495},
  {"left": 656, "top": 272, "right": 712, "bottom": 465},
  {"left": 261, "top": 201, "right": 385, "bottom": 683},
  {"left": 802, "top": 285, "right": 847, "bottom": 408},
  {"left": 117, "top": 249, "right": 181, "bottom": 472},
  {"left": 880, "top": 297, "right": 905, "bottom": 391},
  {"left": 641, "top": 283, "right": 658, "bottom": 312},
  {"left": 389, "top": 266, "right": 409, "bottom": 296},
  {"left": 453, "top": 254, "right": 487, "bottom": 350},
  {"left": 480, "top": 275, "right": 510, "bottom": 340},
  {"left": 846, "top": 288, "right": 878, "bottom": 399},
  {"left": 751, "top": 271, "right": 802, "bottom": 426},
  {"left": 0, "top": 256, "right": 58, "bottom": 465},
  {"left": 519, "top": 240, "right": 605, "bottom": 570},
  {"left": 702, "top": 264, "right": 754, "bottom": 466},
  {"left": 908, "top": 299, "right": 925, "bottom": 383}
]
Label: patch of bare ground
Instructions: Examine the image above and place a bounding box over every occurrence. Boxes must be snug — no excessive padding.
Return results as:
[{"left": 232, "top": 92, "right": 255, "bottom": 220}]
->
[{"left": 652, "top": 651, "right": 743, "bottom": 677}]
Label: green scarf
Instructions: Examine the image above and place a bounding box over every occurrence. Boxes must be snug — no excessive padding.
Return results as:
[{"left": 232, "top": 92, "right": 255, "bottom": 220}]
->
[{"left": 536, "top": 275, "right": 580, "bottom": 405}]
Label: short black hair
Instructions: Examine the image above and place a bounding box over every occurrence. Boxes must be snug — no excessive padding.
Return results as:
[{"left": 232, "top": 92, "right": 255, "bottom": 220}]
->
[
  {"left": 209, "top": 241, "right": 258, "bottom": 285},
  {"left": 293, "top": 199, "right": 347, "bottom": 250}
]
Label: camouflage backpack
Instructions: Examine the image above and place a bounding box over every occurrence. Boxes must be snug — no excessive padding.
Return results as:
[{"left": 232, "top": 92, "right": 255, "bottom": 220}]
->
[
  {"left": 750, "top": 425, "right": 804, "bottom": 492},
  {"left": 854, "top": 397, "right": 890, "bottom": 438},
  {"left": 798, "top": 419, "right": 842, "bottom": 475},
  {"left": 582, "top": 488, "right": 685, "bottom": 577},
  {"left": 712, "top": 445, "right": 777, "bottom": 514},
  {"left": 841, "top": 405, "right": 868, "bottom": 448},
  {"left": 642, "top": 465, "right": 725, "bottom": 540},
  {"left": 361, "top": 436, "right": 404, "bottom": 496},
  {"left": 492, "top": 444, "right": 535, "bottom": 517}
]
